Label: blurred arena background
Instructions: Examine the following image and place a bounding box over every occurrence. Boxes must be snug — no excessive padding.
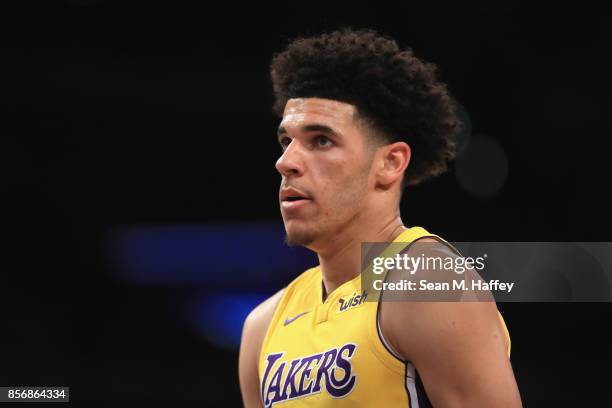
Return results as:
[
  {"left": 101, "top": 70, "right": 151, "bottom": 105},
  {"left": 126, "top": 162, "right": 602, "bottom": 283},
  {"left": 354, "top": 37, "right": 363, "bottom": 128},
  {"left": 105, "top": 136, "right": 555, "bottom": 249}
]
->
[{"left": 1, "top": 1, "right": 611, "bottom": 406}]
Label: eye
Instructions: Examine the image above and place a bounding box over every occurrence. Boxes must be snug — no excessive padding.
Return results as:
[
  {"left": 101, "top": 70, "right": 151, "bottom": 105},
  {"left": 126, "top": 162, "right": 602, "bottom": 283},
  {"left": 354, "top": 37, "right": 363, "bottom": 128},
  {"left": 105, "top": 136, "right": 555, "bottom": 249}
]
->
[
  {"left": 314, "top": 135, "right": 333, "bottom": 148},
  {"left": 279, "top": 136, "right": 292, "bottom": 150}
]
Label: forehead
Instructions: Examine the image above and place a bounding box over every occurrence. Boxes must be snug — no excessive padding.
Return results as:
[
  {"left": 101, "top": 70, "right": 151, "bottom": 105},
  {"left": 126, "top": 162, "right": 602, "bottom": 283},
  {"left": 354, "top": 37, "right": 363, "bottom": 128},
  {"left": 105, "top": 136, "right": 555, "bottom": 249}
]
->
[{"left": 281, "top": 98, "right": 357, "bottom": 130}]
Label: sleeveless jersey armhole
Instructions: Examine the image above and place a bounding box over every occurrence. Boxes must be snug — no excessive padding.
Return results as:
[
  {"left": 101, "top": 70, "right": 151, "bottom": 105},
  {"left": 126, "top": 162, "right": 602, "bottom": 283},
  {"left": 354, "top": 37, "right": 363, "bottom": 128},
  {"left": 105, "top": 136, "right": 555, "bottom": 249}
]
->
[
  {"left": 365, "top": 233, "right": 444, "bottom": 371},
  {"left": 366, "top": 233, "right": 458, "bottom": 408}
]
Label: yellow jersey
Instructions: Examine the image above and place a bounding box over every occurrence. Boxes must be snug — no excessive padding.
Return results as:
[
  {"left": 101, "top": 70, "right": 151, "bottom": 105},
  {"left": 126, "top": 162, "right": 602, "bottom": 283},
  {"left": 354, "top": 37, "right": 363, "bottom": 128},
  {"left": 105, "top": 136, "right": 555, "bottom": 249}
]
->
[{"left": 258, "top": 226, "right": 511, "bottom": 407}]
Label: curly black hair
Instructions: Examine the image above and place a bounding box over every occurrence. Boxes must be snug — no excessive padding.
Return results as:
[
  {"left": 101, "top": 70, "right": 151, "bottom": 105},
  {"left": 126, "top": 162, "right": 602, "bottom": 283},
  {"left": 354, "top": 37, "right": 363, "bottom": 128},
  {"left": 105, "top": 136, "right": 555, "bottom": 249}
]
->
[{"left": 270, "top": 28, "right": 461, "bottom": 187}]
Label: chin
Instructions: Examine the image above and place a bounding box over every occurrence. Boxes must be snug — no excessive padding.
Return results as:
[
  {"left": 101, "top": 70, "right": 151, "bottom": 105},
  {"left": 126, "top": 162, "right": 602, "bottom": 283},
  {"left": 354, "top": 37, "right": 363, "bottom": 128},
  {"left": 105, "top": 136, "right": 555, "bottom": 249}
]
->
[{"left": 283, "top": 224, "right": 317, "bottom": 247}]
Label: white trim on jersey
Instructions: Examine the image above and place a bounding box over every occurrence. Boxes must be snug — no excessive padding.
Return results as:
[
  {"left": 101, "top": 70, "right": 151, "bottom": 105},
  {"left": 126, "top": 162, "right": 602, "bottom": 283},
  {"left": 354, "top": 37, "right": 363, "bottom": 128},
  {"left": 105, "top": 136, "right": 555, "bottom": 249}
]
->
[
  {"left": 405, "top": 362, "right": 420, "bottom": 408},
  {"left": 376, "top": 306, "right": 419, "bottom": 408}
]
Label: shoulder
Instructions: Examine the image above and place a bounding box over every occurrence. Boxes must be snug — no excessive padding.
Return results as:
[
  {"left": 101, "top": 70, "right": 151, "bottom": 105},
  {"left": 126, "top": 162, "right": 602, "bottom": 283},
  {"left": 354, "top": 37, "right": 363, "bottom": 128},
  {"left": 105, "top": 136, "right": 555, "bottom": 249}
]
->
[
  {"left": 242, "top": 288, "right": 285, "bottom": 343},
  {"left": 381, "top": 296, "right": 505, "bottom": 360},
  {"left": 243, "top": 266, "right": 319, "bottom": 347},
  {"left": 239, "top": 289, "right": 285, "bottom": 407},
  {"left": 379, "top": 300, "right": 519, "bottom": 406},
  {"left": 379, "top": 236, "right": 507, "bottom": 360}
]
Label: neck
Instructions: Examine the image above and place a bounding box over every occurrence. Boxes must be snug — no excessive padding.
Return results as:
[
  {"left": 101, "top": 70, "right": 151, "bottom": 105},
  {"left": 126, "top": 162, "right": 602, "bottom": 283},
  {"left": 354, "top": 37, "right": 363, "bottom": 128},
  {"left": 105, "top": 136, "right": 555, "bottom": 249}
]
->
[{"left": 316, "top": 211, "right": 406, "bottom": 301}]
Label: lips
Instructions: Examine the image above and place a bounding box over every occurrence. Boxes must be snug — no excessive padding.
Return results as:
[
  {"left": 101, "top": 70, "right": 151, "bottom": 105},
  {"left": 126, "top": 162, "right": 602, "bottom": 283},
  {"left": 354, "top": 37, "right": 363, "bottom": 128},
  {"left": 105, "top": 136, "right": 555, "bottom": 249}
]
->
[
  {"left": 280, "top": 187, "right": 312, "bottom": 212},
  {"left": 280, "top": 187, "right": 311, "bottom": 202}
]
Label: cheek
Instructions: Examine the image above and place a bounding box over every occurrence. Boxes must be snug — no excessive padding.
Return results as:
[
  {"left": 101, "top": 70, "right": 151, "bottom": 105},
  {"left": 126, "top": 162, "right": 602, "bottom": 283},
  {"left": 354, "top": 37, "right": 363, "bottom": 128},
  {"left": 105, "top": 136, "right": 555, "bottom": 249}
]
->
[
  {"left": 317, "top": 149, "right": 357, "bottom": 181},
  {"left": 309, "top": 148, "right": 370, "bottom": 205},
  {"left": 318, "top": 161, "right": 369, "bottom": 208},
  {"left": 316, "top": 160, "right": 351, "bottom": 195}
]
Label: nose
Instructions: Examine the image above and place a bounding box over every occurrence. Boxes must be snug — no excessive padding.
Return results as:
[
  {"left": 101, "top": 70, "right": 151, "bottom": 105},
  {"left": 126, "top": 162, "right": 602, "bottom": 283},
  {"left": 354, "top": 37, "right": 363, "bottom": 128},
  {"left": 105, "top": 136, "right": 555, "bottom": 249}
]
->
[{"left": 275, "top": 140, "right": 305, "bottom": 177}]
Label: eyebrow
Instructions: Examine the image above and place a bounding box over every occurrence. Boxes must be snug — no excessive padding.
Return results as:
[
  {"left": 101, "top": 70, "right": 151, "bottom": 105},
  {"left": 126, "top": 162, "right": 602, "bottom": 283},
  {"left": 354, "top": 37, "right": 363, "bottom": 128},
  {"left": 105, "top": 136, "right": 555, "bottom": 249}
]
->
[{"left": 277, "top": 124, "right": 338, "bottom": 138}]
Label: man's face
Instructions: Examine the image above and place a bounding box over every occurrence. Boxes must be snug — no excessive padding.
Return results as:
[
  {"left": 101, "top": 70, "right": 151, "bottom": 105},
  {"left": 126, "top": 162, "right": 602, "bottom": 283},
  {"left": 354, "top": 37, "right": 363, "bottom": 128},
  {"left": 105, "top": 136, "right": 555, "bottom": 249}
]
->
[{"left": 276, "top": 98, "right": 377, "bottom": 248}]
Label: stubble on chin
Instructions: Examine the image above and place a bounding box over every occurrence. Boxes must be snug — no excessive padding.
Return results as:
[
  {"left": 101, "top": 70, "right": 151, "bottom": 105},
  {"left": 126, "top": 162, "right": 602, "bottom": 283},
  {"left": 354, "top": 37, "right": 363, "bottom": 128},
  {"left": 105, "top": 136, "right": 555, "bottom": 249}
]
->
[{"left": 284, "top": 230, "right": 315, "bottom": 247}]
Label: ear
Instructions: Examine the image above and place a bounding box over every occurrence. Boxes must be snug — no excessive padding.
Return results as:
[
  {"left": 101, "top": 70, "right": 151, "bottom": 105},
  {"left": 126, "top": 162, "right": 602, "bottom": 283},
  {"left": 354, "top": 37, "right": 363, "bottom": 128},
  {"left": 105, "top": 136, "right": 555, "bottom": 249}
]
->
[{"left": 375, "top": 141, "right": 411, "bottom": 189}]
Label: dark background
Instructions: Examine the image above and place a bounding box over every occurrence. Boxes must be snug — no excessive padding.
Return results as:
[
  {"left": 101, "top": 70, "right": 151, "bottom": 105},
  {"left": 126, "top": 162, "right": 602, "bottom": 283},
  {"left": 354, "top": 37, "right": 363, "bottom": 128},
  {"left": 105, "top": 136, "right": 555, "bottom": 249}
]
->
[{"left": 2, "top": 0, "right": 611, "bottom": 406}]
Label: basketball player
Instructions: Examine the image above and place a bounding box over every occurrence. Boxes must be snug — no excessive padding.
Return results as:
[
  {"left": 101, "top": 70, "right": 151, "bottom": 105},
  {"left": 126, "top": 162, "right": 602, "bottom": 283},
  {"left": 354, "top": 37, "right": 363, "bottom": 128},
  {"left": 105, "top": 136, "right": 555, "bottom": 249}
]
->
[{"left": 239, "top": 28, "right": 522, "bottom": 407}]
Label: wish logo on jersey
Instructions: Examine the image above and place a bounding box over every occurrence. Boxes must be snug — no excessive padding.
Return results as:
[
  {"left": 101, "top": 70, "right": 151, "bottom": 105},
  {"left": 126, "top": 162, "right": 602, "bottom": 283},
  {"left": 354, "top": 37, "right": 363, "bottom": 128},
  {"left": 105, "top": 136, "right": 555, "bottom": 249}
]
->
[
  {"left": 261, "top": 343, "right": 357, "bottom": 407},
  {"left": 338, "top": 290, "right": 367, "bottom": 312}
]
